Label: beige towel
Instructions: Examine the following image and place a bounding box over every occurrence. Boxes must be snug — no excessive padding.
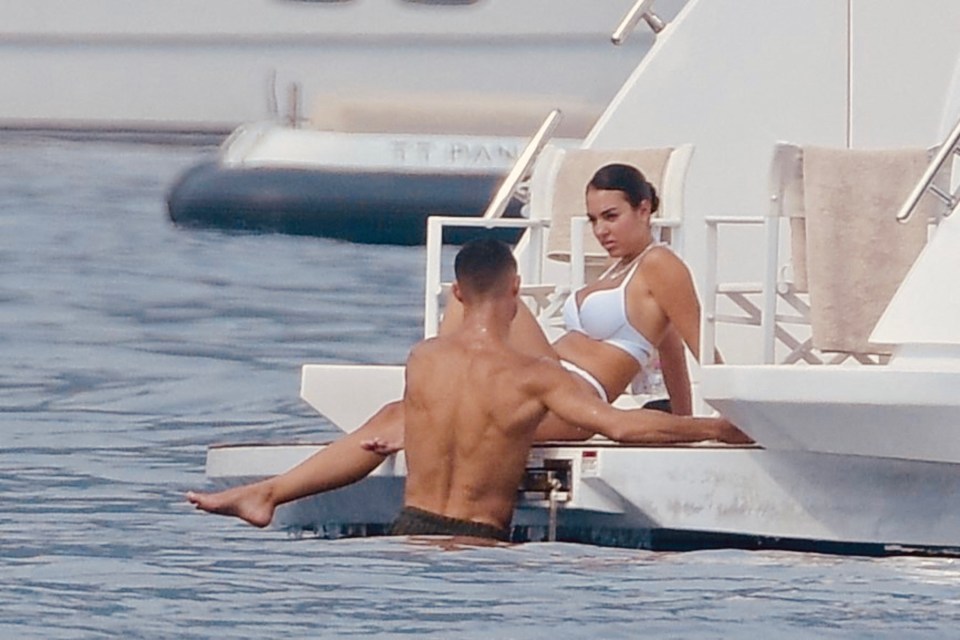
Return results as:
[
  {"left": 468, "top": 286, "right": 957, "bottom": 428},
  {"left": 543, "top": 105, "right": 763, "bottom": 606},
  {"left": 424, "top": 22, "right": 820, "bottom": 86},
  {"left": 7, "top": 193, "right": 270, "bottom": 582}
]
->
[
  {"left": 309, "top": 93, "right": 602, "bottom": 137},
  {"left": 802, "top": 147, "right": 931, "bottom": 354},
  {"left": 545, "top": 148, "right": 674, "bottom": 265}
]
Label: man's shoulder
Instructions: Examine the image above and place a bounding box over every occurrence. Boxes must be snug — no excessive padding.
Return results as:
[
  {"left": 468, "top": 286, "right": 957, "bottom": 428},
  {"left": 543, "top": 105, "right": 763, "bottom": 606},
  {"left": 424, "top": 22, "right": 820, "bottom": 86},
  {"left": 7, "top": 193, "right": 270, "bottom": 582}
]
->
[
  {"left": 406, "top": 336, "right": 448, "bottom": 369},
  {"left": 410, "top": 334, "right": 455, "bottom": 355},
  {"left": 409, "top": 335, "right": 561, "bottom": 379},
  {"left": 514, "top": 354, "right": 567, "bottom": 389}
]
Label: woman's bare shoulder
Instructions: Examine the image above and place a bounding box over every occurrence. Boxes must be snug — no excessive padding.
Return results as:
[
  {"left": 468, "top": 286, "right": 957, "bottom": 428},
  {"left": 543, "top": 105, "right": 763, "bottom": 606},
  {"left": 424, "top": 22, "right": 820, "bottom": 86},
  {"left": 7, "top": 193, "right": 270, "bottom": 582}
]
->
[
  {"left": 642, "top": 244, "right": 684, "bottom": 269},
  {"left": 640, "top": 245, "right": 692, "bottom": 283}
]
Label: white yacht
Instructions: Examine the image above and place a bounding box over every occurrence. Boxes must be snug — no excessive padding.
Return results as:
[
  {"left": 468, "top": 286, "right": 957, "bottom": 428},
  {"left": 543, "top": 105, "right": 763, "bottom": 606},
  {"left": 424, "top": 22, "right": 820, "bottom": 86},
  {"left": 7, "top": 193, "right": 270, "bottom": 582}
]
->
[
  {"left": 0, "top": 0, "right": 668, "bottom": 134},
  {"left": 204, "top": 0, "right": 960, "bottom": 554}
]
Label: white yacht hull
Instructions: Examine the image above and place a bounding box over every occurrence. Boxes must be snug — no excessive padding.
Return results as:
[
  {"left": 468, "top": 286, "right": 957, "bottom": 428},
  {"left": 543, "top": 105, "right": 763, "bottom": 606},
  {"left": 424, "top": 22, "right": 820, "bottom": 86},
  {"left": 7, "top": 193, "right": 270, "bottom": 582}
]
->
[
  {"left": 206, "top": 442, "right": 960, "bottom": 554},
  {"left": 701, "top": 366, "right": 960, "bottom": 464}
]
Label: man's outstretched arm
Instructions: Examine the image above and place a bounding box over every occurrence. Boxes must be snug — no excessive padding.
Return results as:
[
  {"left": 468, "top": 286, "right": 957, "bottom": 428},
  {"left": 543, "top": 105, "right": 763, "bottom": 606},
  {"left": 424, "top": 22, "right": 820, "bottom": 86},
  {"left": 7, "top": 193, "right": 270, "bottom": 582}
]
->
[{"left": 536, "top": 360, "right": 753, "bottom": 445}]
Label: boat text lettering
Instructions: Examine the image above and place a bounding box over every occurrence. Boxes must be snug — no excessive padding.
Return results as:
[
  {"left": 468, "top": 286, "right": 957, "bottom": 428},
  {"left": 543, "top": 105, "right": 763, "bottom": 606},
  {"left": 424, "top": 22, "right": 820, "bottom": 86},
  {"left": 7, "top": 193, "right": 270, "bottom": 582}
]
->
[{"left": 391, "top": 140, "right": 520, "bottom": 167}]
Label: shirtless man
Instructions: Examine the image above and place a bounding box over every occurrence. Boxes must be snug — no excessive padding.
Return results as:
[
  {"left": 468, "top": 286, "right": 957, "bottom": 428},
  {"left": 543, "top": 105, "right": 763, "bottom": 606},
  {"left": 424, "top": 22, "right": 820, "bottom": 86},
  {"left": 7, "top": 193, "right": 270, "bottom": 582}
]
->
[{"left": 188, "top": 239, "right": 750, "bottom": 540}]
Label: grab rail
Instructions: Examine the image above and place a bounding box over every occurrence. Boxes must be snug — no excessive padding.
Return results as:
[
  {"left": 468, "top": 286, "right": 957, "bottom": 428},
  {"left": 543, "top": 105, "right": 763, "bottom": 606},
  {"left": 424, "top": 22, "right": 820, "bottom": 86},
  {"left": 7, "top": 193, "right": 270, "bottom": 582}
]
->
[
  {"left": 611, "top": 0, "right": 665, "bottom": 45},
  {"left": 481, "top": 109, "right": 563, "bottom": 220},
  {"left": 896, "top": 114, "right": 960, "bottom": 222}
]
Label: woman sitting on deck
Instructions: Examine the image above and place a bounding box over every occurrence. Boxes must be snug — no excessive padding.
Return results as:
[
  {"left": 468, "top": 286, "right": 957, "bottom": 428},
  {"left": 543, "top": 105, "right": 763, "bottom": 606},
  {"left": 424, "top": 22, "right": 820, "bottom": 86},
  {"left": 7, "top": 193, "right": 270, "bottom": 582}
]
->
[{"left": 188, "top": 163, "right": 750, "bottom": 527}]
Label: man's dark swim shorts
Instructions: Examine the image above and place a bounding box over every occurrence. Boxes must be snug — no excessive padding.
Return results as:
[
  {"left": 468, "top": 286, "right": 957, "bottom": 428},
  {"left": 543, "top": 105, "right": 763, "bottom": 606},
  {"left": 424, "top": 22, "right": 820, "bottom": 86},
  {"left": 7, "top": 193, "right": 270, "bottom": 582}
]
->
[{"left": 390, "top": 506, "right": 511, "bottom": 542}]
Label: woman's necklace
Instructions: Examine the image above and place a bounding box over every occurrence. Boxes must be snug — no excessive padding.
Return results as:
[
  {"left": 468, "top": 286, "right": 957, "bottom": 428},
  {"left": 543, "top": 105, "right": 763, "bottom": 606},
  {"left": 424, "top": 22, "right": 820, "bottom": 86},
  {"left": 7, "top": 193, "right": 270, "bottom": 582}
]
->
[
  {"left": 603, "top": 241, "right": 654, "bottom": 281},
  {"left": 604, "top": 256, "right": 638, "bottom": 281}
]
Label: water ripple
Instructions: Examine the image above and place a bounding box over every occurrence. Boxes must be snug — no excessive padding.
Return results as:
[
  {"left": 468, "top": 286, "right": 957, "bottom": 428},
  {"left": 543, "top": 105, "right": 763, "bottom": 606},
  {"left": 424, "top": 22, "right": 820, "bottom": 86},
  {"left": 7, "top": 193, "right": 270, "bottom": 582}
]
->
[{"left": 2, "top": 134, "right": 960, "bottom": 639}]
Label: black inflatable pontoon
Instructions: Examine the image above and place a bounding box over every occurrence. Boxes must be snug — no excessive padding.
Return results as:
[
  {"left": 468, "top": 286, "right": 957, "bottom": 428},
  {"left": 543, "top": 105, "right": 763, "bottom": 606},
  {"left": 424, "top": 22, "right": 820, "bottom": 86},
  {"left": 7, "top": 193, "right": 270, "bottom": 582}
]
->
[{"left": 167, "top": 161, "right": 525, "bottom": 246}]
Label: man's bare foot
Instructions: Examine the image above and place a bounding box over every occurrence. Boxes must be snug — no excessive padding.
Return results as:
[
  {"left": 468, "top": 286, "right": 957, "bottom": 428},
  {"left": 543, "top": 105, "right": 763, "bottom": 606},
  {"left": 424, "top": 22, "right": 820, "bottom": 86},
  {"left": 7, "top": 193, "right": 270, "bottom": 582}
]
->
[{"left": 186, "top": 482, "right": 276, "bottom": 528}]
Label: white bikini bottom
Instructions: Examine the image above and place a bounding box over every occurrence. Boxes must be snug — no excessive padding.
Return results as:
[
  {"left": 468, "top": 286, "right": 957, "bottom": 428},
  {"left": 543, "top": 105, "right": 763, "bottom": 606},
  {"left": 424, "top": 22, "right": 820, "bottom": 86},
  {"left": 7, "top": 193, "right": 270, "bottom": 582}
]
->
[{"left": 560, "top": 360, "right": 607, "bottom": 401}]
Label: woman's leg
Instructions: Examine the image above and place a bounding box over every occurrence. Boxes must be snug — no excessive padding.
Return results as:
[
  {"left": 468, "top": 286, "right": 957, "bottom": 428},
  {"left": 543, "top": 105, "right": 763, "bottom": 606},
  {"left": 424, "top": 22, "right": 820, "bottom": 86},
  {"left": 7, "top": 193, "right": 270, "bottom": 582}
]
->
[{"left": 187, "top": 401, "right": 404, "bottom": 527}]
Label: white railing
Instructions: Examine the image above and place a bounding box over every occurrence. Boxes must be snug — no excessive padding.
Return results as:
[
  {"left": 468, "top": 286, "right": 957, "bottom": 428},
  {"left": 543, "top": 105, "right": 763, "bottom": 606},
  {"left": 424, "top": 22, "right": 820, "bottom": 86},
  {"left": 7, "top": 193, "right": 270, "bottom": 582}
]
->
[
  {"left": 424, "top": 217, "right": 549, "bottom": 337},
  {"left": 701, "top": 215, "right": 778, "bottom": 366},
  {"left": 611, "top": 0, "right": 666, "bottom": 45},
  {"left": 481, "top": 109, "right": 563, "bottom": 220},
  {"left": 897, "top": 114, "right": 960, "bottom": 222},
  {"left": 420, "top": 110, "right": 563, "bottom": 336}
]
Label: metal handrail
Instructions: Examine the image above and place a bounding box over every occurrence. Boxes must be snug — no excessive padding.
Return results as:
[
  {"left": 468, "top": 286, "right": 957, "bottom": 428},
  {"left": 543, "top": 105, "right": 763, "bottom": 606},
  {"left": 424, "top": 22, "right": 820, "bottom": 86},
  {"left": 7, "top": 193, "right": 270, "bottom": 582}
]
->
[
  {"left": 481, "top": 109, "right": 563, "bottom": 220},
  {"left": 611, "top": 0, "right": 665, "bottom": 45},
  {"left": 896, "top": 114, "right": 960, "bottom": 222}
]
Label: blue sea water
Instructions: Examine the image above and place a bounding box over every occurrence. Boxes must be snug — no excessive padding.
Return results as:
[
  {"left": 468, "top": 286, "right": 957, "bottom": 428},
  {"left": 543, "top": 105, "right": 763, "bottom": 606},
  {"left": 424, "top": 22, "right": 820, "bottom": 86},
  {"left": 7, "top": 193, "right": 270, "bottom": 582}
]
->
[{"left": 2, "top": 133, "right": 960, "bottom": 639}]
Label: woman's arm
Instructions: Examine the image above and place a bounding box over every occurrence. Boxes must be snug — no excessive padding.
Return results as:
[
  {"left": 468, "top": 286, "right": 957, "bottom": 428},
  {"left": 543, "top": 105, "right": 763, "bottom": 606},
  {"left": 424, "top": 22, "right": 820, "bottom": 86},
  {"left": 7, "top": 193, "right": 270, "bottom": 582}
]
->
[
  {"left": 657, "top": 327, "right": 692, "bottom": 415},
  {"left": 645, "top": 253, "right": 726, "bottom": 365},
  {"left": 644, "top": 250, "right": 703, "bottom": 360}
]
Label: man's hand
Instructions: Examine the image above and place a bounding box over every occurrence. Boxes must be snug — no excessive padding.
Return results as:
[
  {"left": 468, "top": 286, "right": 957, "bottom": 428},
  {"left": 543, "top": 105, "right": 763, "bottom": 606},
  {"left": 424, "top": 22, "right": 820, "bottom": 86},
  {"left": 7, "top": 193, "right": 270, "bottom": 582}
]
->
[
  {"left": 717, "top": 418, "right": 755, "bottom": 445},
  {"left": 361, "top": 436, "right": 404, "bottom": 456}
]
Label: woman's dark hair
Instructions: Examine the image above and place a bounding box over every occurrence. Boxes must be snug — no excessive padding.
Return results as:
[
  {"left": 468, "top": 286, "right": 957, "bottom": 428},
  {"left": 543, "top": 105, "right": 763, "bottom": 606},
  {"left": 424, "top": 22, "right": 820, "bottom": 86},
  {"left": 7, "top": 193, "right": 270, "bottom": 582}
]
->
[
  {"left": 587, "top": 163, "right": 659, "bottom": 213},
  {"left": 454, "top": 238, "right": 517, "bottom": 295}
]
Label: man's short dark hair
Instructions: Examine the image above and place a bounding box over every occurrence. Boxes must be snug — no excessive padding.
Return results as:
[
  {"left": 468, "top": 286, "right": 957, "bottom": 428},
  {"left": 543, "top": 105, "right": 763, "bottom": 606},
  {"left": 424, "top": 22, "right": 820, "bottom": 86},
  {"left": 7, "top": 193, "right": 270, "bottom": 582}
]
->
[{"left": 454, "top": 239, "right": 517, "bottom": 296}]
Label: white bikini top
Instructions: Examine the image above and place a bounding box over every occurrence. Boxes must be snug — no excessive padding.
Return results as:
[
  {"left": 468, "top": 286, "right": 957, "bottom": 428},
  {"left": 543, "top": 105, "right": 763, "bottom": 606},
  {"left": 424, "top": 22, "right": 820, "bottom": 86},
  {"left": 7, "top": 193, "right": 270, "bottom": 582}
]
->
[{"left": 561, "top": 244, "right": 660, "bottom": 368}]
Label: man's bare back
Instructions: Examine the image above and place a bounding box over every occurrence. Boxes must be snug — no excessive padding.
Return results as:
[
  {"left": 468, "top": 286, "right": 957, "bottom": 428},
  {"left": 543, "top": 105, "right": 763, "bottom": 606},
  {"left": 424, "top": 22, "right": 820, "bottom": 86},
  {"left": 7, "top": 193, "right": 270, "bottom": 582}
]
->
[{"left": 401, "top": 328, "right": 553, "bottom": 533}]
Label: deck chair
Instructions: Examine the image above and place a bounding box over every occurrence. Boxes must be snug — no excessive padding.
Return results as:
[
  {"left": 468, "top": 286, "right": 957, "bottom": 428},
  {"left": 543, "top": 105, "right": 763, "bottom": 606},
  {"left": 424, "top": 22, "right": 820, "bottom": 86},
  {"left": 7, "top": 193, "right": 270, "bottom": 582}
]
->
[
  {"left": 704, "top": 142, "right": 944, "bottom": 365},
  {"left": 516, "top": 143, "right": 694, "bottom": 333}
]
